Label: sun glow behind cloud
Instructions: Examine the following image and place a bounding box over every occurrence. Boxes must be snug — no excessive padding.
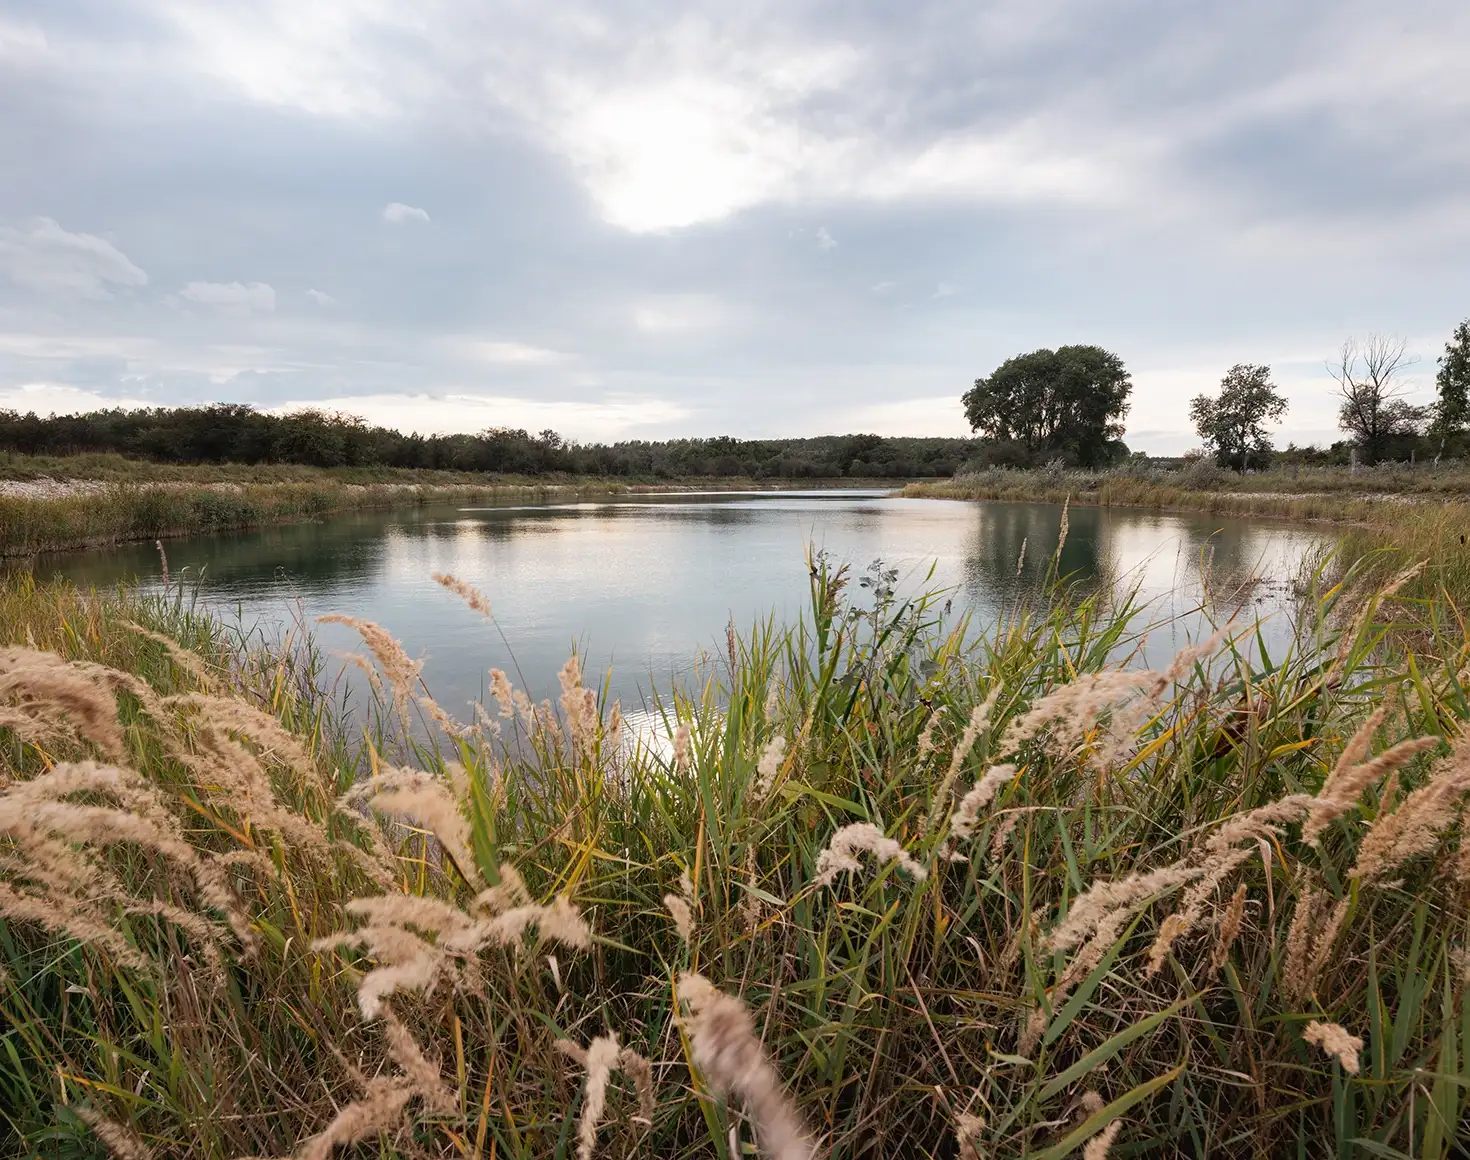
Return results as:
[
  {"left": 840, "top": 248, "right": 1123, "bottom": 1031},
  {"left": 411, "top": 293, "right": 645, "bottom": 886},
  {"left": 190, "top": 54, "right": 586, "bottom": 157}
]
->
[{"left": 0, "top": 0, "right": 1465, "bottom": 449}]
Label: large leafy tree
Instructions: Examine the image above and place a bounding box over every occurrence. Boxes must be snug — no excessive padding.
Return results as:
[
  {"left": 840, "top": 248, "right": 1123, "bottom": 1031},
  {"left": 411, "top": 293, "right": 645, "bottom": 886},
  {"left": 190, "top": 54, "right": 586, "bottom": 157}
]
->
[
  {"left": 1189, "top": 364, "right": 1288, "bottom": 472},
  {"left": 1432, "top": 318, "right": 1470, "bottom": 447},
  {"left": 962, "top": 345, "right": 1131, "bottom": 467}
]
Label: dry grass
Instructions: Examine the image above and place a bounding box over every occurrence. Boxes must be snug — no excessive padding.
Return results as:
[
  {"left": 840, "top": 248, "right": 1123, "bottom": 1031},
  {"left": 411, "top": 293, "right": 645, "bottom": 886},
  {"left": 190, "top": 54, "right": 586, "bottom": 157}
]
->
[{"left": 1, "top": 542, "right": 1468, "bottom": 1157}]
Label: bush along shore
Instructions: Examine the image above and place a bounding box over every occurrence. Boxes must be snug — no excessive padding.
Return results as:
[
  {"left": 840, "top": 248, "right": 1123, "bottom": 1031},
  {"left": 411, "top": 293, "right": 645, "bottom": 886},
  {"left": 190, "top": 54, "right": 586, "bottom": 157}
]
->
[{"left": 2, "top": 542, "right": 1469, "bottom": 1157}]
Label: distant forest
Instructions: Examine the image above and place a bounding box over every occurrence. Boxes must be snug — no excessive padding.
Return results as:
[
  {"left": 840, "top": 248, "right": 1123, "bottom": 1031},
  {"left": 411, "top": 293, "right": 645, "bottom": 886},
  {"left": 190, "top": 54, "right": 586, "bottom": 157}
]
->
[{"left": 0, "top": 404, "right": 977, "bottom": 479}]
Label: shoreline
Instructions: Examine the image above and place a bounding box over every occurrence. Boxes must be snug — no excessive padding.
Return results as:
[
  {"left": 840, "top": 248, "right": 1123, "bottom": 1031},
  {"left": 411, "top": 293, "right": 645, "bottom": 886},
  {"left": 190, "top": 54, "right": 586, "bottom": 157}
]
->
[
  {"left": 900, "top": 477, "right": 1446, "bottom": 527},
  {"left": 0, "top": 474, "right": 917, "bottom": 558}
]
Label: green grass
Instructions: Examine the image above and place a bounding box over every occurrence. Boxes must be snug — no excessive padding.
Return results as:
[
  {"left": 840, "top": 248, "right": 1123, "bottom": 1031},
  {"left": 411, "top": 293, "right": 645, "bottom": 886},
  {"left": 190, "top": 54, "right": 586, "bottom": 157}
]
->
[{"left": 1, "top": 546, "right": 1468, "bottom": 1157}]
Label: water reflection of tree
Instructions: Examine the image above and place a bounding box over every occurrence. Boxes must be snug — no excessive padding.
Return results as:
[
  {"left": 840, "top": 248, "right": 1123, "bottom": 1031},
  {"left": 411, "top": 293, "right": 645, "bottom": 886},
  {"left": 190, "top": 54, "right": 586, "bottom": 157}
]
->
[
  {"left": 961, "top": 502, "right": 1108, "bottom": 608},
  {"left": 1171, "top": 517, "right": 1310, "bottom": 616}
]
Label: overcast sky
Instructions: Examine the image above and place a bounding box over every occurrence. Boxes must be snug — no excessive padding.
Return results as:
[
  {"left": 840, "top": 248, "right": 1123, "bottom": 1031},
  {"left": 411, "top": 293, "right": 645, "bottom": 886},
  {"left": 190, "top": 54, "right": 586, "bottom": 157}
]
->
[{"left": 1, "top": 0, "right": 1467, "bottom": 452}]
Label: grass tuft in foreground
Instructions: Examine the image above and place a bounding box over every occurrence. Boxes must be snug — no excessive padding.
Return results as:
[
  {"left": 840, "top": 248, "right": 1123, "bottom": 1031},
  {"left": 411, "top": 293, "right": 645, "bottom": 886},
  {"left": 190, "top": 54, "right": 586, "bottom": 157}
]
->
[{"left": 1, "top": 547, "right": 1468, "bottom": 1157}]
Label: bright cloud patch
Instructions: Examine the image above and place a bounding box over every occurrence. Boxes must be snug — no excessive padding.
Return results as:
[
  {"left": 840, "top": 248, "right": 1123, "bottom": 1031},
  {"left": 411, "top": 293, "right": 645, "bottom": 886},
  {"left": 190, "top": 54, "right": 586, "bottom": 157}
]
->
[
  {"left": 273, "top": 392, "right": 691, "bottom": 442},
  {"left": 0, "top": 218, "right": 147, "bottom": 298},
  {"left": 382, "top": 202, "right": 430, "bottom": 224},
  {"left": 0, "top": 381, "right": 152, "bottom": 416},
  {"left": 179, "top": 280, "right": 276, "bottom": 313},
  {"left": 306, "top": 288, "right": 336, "bottom": 306}
]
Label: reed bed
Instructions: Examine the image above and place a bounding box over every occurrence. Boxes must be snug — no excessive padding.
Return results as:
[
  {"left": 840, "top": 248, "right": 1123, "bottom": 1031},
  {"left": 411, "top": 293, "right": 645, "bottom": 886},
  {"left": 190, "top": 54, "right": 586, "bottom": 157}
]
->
[
  {"left": 1, "top": 545, "right": 1468, "bottom": 1157},
  {"left": 0, "top": 481, "right": 594, "bottom": 558}
]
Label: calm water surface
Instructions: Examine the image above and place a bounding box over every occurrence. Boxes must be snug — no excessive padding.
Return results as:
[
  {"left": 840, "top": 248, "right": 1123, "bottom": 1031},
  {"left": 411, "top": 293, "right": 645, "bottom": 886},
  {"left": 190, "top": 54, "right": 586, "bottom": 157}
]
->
[{"left": 38, "top": 490, "right": 1323, "bottom": 719}]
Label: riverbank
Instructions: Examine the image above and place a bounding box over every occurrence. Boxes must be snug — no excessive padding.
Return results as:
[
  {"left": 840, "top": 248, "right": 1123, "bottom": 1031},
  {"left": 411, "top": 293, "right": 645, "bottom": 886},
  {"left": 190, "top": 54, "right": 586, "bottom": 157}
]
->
[
  {"left": 908, "top": 468, "right": 1470, "bottom": 602},
  {"left": 904, "top": 472, "right": 1426, "bottom": 523},
  {"left": 0, "top": 463, "right": 914, "bottom": 557},
  {"left": 1, "top": 549, "right": 1464, "bottom": 1157}
]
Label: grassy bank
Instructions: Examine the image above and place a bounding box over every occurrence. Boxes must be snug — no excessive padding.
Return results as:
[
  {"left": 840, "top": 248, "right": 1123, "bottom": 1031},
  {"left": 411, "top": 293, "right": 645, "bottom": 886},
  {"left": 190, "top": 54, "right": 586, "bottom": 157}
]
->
[
  {"left": 0, "top": 479, "right": 581, "bottom": 557},
  {"left": 904, "top": 471, "right": 1413, "bottom": 523},
  {"left": 0, "top": 453, "right": 923, "bottom": 557},
  {"left": 909, "top": 458, "right": 1470, "bottom": 506},
  {"left": 2, "top": 541, "right": 1469, "bottom": 1157}
]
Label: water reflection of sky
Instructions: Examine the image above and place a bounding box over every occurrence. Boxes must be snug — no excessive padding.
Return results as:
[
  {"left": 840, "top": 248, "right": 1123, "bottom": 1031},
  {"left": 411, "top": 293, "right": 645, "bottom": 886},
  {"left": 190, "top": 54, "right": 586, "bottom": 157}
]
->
[{"left": 33, "top": 491, "right": 1324, "bottom": 719}]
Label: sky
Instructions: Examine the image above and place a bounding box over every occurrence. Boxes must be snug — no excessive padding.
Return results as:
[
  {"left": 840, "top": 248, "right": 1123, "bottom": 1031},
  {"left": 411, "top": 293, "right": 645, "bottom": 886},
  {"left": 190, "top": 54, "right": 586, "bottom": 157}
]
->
[{"left": 1, "top": 1, "right": 1468, "bottom": 453}]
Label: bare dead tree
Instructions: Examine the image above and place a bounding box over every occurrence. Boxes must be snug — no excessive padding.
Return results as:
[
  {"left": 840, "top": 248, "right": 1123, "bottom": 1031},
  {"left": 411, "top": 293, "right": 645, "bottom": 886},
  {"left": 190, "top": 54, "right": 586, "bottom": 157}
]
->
[{"left": 1328, "top": 334, "right": 1424, "bottom": 463}]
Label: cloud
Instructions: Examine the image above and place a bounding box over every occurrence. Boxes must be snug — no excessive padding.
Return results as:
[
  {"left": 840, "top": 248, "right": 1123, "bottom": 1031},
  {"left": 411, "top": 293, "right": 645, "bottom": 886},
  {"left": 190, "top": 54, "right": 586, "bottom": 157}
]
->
[
  {"left": 382, "top": 201, "right": 430, "bottom": 224},
  {"left": 178, "top": 280, "right": 276, "bottom": 313},
  {"left": 305, "top": 288, "right": 336, "bottom": 306},
  {"left": 839, "top": 395, "right": 971, "bottom": 438},
  {"left": 3, "top": 1, "right": 1470, "bottom": 454},
  {"left": 932, "top": 282, "right": 965, "bottom": 299},
  {"left": 0, "top": 218, "right": 147, "bottom": 298},
  {"left": 815, "top": 226, "right": 837, "bottom": 250},
  {"left": 438, "top": 336, "right": 569, "bottom": 365},
  {"left": 0, "top": 381, "right": 151, "bottom": 416},
  {"left": 632, "top": 295, "right": 732, "bottom": 335},
  {"left": 270, "top": 391, "right": 691, "bottom": 441}
]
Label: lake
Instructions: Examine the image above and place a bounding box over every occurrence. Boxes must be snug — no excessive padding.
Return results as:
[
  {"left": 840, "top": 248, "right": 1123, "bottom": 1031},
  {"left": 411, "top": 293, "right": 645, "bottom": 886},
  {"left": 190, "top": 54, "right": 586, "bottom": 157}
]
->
[{"left": 35, "top": 490, "right": 1323, "bottom": 722}]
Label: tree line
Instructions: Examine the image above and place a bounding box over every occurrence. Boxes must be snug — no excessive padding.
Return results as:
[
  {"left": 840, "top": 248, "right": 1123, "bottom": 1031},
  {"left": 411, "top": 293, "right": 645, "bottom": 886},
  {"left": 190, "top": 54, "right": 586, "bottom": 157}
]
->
[
  {"left": 961, "top": 317, "right": 1470, "bottom": 470},
  {"left": 0, "top": 404, "right": 976, "bottom": 480}
]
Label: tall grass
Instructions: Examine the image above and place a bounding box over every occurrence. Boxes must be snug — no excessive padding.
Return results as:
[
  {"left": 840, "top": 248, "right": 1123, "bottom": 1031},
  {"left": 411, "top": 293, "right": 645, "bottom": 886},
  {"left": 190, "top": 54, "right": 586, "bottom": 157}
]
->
[{"left": 1, "top": 546, "right": 1468, "bottom": 1157}]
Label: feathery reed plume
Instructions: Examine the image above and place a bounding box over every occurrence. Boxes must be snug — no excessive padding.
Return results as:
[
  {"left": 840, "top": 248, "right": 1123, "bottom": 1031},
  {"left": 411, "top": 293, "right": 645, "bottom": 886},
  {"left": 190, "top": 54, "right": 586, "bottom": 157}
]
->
[
  {"left": 1282, "top": 886, "right": 1331, "bottom": 1002},
  {"left": 120, "top": 621, "right": 219, "bottom": 690},
  {"left": 677, "top": 973, "right": 815, "bottom": 1160},
  {"left": 1053, "top": 497, "right": 1069, "bottom": 560},
  {"left": 620, "top": 1046, "right": 656, "bottom": 1125},
  {"left": 319, "top": 876, "right": 590, "bottom": 1017},
  {"left": 75, "top": 1103, "right": 152, "bottom": 1160},
  {"left": 916, "top": 706, "right": 944, "bottom": 756},
  {"left": 0, "top": 760, "right": 257, "bottom": 960},
  {"left": 489, "top": 669, "right": 516, "bottom": 718},
  {"left": 949, "top": 764, "right": 1018, "bottom": 840},
  {"left": 672, "top": 722, "right": 692, "bottom": 771},
  {"left": 955, "top": 1110, "right": 984, "bottom": 1160},
  {"left": 754, "top": 735, "right": 787, "bottom": 800},
  {"left": 1015, "top": 537, "right": 1027, "bottom": 576},
  {"left": 154, "top": 540, "right": 169, "bottom": 592},
  {"left": 1043, "top": 864, "right": 1200, "bottom": 957},
  {"left": 343, "top": 767, "right": 480, "bottom": 888},
  {"left": 607, "top": 700, "right": 623, "bottom": 752},
  {"left": 664, "top": 869, "right": 695, "bottom": 943},
  {"left": 1303, "top": 1021, "right": 1362, "bottom": 1074},
  {"left": 1144, "top": 913, "right": 1188, "bottom": 976},
  {"left": 924, "top": 686, "right": 1000, "bottom": 834},
  {"left": 432, "top": 571, "right": 492, "bottom": 620},
  {"left": 1211, "top": 883, "right": 1248, "bottom": 972},
  {"left": 556, "top": 1033, "right": 622, "bottom": 1160},
  {"left": 1083, "top": 1120, "right": 1123, "bottom": 1160},
  {"left": 317, "top": 615, "right": 423, "bottom": 715},
  {"left": 558, "top": 653, "right": 599, "bottom": 752},
  {"left": 1303, "top": 716, "right": 1437, "bottom": 847},
  {"left": 477, "top": 861, "right": 531, "bottom": 912},
  {"left": 292, "top": 1078, "right": 415, "bottom": 1160},
  {"left": 727, "top": 618, "right": 738, "bottom": 674},
  {"left": 814, "top": 822, "right": 927, "bottom": 888},
  {"left": 381, "top": 1009, "right": 455, "bottom": 1114},
  {"left": 0, "top": 647, "right": 127, "bottom": 759},
  {"left": 1351, "top": 733, "right": 1470, "bottom": 883},
  {"left": 165, "top": 690, "right": 328, "bottom": 796},
  {"left": 998, "top": 670, "right": 1151, "bottom": 760}
]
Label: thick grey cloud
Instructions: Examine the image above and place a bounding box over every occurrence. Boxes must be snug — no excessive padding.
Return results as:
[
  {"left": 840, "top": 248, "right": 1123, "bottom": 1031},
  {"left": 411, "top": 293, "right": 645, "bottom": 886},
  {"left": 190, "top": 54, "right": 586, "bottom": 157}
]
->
[{"left": 0, "top": 0, "right": 1467, "bottom": 448}]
